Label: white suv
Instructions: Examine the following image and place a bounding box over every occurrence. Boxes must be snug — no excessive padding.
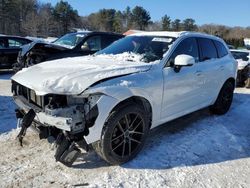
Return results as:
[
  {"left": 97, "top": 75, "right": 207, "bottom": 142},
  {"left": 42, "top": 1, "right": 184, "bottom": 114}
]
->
[{"left": 12, "top": 31, "right": 237, "bottom": 166}]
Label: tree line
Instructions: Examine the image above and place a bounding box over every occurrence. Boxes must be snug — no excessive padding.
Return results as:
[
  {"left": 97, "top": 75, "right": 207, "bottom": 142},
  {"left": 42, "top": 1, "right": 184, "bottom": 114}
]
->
[{"left": 0, "top": 0, "right": 250, "bottom": 47}]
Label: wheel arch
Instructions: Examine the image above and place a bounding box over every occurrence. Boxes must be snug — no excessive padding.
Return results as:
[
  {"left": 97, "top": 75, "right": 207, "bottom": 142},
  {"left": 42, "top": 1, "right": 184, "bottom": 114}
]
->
[
  {"left": 211, "top": 77, "right": 236, "bottom": 105},
  {"left": 226, "top": 77, "right": 236, "bottom": 88},
  {"left": 110, "top": 96, "right": 153, "bottom": 128}
]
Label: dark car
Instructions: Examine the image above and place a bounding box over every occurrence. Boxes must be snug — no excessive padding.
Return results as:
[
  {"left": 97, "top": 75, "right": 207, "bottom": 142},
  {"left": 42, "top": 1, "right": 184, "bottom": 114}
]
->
[
  {"left": 0, "top": 35, "right": 32, "bottom": 69},
  {"left": 230, "top": 49, "right": 250, "bottom": 87},
  {"left": 13, "top": 31, "right": 124, "bottom": 72}
]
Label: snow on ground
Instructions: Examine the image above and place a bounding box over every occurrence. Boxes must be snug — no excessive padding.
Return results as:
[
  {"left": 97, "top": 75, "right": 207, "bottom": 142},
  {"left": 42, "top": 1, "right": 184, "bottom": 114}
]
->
[{"left": 0, "top": 71, "right": 250, "bottom": 188}]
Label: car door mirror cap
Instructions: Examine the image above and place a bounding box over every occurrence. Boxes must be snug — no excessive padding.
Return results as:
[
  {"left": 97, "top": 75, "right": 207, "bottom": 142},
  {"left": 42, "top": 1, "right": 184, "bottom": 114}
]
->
[
  {"left": 173, "top": 54, "right": 195, "bottom": 73},
  {"left": 174, "top": 54, "right": 195, "bottom": 67}
]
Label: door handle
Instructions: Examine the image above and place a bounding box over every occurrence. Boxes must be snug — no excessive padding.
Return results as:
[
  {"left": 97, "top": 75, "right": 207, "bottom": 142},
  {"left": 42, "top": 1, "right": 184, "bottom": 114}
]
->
[{"left": 195, "top": 70, "right": 202, "bottom": 76}]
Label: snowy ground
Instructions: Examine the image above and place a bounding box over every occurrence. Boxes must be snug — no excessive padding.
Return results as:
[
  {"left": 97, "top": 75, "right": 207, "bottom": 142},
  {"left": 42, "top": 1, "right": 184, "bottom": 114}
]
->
[{"left": 0, "top": 70, "right": 249, "bottom": 188}]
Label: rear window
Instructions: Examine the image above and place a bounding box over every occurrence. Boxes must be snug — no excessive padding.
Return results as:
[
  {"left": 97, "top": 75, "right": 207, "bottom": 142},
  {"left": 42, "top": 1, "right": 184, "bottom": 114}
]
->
[
  {"left": 8, "top": 38, "right": 30, "bottom": 48},
  {"left": 198, "top": 38, "right": 217, "bottom": 61},
  {"left": 8, "top": 39, "right": 23, "bottom": 47},
  {"left": 214, "top": 40, "right": 228, "bottom": 58}
]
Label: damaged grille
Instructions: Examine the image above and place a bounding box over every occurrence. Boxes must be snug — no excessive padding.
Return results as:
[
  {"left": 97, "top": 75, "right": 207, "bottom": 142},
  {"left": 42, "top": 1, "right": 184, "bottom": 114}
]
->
[{"left": 12, "top": 81, "right": 67, "bottom": 109}]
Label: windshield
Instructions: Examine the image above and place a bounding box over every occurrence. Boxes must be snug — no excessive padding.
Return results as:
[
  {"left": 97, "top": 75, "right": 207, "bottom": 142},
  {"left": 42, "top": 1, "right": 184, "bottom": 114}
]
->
[
  {"left": 96, "top": 36, "right": 175, "bottom": 63},
  {"left": 53, "top": 33, "right": 86, "bottom": 49}
]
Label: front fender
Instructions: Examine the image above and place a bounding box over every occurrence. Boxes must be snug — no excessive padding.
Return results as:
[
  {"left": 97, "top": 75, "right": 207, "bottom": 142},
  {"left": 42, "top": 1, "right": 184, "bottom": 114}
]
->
[
  {"left": 84, "top": 87, "right": 155, "bottom": 144},
  {"left": 83, "top": 85, "right": 158, "bottom": 145},
  {"left": 84, "top": 94, "right": 119, "bottom": 144},
  {"left": 84, "top": 68, "right": 163, "bottom": 126}
]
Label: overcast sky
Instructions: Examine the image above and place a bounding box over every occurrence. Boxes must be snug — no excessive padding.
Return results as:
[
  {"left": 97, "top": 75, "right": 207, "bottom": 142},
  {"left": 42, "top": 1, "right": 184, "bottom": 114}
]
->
[{"left": 40, "top": 0, "right": 250, "bottom": 27}]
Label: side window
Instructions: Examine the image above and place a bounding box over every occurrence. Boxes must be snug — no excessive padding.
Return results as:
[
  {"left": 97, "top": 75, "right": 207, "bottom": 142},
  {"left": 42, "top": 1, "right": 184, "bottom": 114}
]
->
[
  {"left": 198, "top": 38, "right": 217, "bottom": 61},
  {"left": 8, "top": 39, "right": 23, "bottom": 48},
  {"left": 214, "top": 40, "right": 228, "bottom": 58},
  {"left": 82, "top": 36, "right": 101, "bottom": 52},
  {"left": 167, "top": 37, "right": 199, "bottom": 66},
  {"left": 101, "top": 35, "right": 119, "bottom": 49}
]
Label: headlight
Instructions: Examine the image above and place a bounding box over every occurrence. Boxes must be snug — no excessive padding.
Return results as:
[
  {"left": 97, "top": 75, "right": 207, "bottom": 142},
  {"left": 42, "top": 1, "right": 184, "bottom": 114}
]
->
[{"left": 67, "top": 94, "right": 102, "bottom": 107}]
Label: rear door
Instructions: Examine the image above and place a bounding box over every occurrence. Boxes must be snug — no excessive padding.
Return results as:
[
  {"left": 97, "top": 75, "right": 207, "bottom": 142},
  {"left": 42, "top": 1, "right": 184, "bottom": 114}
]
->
[{"left": 196, "top": 38, "right": 223, "bottom": 103}]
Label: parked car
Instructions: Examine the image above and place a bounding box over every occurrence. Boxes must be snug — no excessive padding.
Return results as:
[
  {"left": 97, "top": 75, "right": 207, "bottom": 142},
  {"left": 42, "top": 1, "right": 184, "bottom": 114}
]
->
[
  {"left": 230, "top": 49, "right": 250, "bottom": 87},
  {"left": 227, "top": 44, "right": 235, "bottom": 49},
  {"left": 0, "top": 35, "right": 32, "bottom": 69},
  {"left": 12, "top": 31, "right": 237, "bottom": 166},
  {"left": 13, "top": 31, "right": 124, "bottom": 72}
]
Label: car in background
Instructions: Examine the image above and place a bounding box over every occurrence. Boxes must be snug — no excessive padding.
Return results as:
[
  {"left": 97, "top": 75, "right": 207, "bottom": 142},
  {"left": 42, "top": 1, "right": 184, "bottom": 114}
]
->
[
  {"left": 230, "top": 49, "right": 250, "bottom": 87},
  {"left": 13, "top": 31, "right": 124, "bottom": 72},
  {"left": 0, "top": 35, "right": 32, "bottom": 69},
  {"left": 227, "top": 44, "right": 235, "bottom": 49}
]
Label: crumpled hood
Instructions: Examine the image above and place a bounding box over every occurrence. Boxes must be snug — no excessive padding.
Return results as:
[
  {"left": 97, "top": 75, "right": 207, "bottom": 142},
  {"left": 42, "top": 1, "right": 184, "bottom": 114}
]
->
[{"left": 12, "top": 55, "right": 151, "bottom": 95}]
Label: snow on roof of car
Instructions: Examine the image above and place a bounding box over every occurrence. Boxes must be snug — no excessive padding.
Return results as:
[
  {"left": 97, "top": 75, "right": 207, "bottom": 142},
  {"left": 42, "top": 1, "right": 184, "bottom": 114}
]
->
[
  {"left": 131, "top": 31, "right": 186, "bottom": 38},
  {"left": 130, "top": 31, "right": 223, "bottom": 40},
  {"left": 72, "top": 28, "right": 92, "bottom": 33},
  {"left": 76, "top": 31, "right": 92, "bottom": 34}
]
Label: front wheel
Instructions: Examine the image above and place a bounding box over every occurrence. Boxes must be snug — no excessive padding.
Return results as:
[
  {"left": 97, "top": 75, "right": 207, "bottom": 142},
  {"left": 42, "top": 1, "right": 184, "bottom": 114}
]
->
[
  {"left": 210, "top": 81, "right": 234, "bottom": 115},
  {"left": 92, "top": 104, "right": 150, "bottom": 165}
]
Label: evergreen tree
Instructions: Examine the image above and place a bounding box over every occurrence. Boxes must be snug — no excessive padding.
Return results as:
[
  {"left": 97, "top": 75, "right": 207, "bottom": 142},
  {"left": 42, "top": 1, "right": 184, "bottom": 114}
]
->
[
  {"left": 161, "top": 14, "right": 171, "bottom": 31},
  {"left": 113, "top": 11, "right": 123, "bottom": 33},
  {"left": 53, "top": 0, "right": 79, "bottom": 35},
  {"left": 171, "top": 19, "right": 181, "bottom": 31},
  {"left": 183, "top": 18, "right": 197, "bottom": 31},
  {"left": 123, "top": 6, "right": 132, "bottom": 30},
  {"left": 131, "top": 6, "right": 151, "bottom": 30},
  {"left": 97, "top": 9, "right": 116, "bottom": 31}
]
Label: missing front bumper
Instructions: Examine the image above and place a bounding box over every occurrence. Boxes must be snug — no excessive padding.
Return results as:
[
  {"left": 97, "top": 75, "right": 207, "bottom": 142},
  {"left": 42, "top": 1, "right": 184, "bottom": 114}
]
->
[{"left": 15, "top": 108, "right": 90, "bottom": 167}]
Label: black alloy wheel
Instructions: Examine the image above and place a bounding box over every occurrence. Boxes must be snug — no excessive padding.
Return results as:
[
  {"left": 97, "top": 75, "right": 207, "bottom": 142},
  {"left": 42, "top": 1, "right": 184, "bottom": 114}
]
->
[
  {"left": 110, "top": 113, "right": 145, "bottom": 158},
  {"left": 92, "top": 104, "right": 150, "bottom": 165}
]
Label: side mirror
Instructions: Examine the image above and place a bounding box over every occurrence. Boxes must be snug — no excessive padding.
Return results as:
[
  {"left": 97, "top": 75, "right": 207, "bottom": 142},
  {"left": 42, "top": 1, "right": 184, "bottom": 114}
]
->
[
  {"left": 174, "top": 54, "right": 195, "bottom": 72},
  {"left": 81, "top": 44, "right": 89, "bottom": 51}
]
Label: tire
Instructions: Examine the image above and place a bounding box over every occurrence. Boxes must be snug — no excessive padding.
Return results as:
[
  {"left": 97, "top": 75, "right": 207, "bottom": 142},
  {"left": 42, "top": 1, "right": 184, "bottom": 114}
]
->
[
  {"left": 92, "top": 103, "right": 150, "bottom": 165},
  {"left": 209, "top": 81, "right": 234, "bottom": 115}
]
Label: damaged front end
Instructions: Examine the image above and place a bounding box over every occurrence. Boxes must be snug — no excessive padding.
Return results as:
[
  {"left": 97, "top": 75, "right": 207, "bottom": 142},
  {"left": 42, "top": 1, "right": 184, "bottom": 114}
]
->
[
  {"left": 12, "top": 81, "right": 100, "bottom": 166},
  {"left": 237, "top": 64, "right": 250, "bottom": 87}
]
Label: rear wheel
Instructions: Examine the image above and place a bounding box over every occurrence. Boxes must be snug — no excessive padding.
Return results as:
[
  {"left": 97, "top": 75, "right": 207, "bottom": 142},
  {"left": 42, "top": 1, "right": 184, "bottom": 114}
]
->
[
  {"left": 210, "top": 81, "right": 234, "bottom": 115},
  {"left": 92, "top": 104, "right": 150, "bottom": 165}
]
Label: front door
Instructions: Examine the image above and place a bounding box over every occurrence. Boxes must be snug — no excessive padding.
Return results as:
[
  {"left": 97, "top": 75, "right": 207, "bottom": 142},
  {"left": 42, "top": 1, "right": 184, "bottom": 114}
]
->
[{"left": 161, "top": 37, "right": 204, "bottom": 120}]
